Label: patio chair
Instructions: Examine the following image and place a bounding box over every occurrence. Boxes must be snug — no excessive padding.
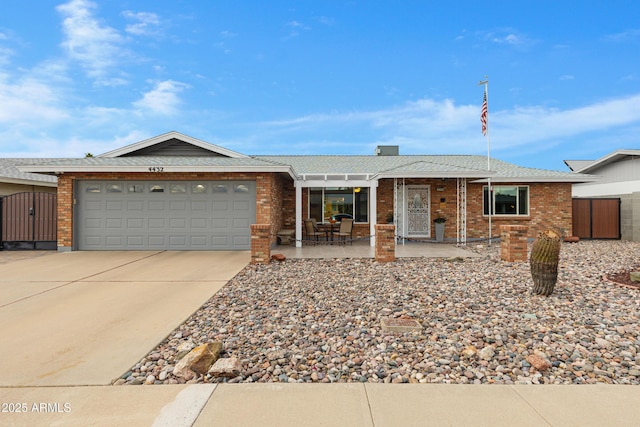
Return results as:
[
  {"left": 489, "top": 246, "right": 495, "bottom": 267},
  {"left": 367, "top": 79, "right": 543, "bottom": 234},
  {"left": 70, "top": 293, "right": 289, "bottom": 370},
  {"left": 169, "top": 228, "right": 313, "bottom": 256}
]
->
[
  {"left": 332, "top": 218, "right": 353, "bottom": 245},
  {"left": 304, "top": 219, "right": 325, "bottom": 245}
]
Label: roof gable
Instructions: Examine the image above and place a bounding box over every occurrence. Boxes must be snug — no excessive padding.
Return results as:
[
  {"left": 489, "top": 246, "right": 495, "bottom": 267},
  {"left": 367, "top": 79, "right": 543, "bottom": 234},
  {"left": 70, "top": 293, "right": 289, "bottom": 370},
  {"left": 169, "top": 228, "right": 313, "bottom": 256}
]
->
[
  {"left": 98, "top": 131, "right": 249, "bottom": 158},
  {"left": 569, "top": 149, "right": 640, "bottom": 174}
]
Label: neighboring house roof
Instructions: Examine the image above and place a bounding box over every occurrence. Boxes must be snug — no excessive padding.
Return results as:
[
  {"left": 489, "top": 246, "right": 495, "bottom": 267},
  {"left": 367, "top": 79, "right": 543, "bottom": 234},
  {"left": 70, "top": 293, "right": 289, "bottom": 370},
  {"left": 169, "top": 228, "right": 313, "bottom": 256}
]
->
[
  {"left": 0, "top": 159, "right": 58, "bottom": 187},
  {"left": 565, "top": 149, "right": 640, "bottom": 174},
  {"left": 563, "top": 160, "right": 595, "bottom": 172},
  {"left": 16, "top": 132, "right": 596, "bottom": 183}
]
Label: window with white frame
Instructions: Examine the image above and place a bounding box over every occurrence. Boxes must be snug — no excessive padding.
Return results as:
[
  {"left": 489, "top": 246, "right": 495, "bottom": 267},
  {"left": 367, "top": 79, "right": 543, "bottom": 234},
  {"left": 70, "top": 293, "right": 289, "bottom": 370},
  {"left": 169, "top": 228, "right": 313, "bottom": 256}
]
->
[
  {"left": 483, "top": 185, "right": 529, "bottom": 215},
  {"left": 308, "top": 187, "right": 369, "bottom": 222}
]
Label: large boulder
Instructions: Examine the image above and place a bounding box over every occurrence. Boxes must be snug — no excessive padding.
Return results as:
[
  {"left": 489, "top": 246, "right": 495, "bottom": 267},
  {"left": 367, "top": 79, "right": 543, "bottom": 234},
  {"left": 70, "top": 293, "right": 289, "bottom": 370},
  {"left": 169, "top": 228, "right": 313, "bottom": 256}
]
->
[{"left": 173, "top": 342, "right": 223, "bottom": 380}]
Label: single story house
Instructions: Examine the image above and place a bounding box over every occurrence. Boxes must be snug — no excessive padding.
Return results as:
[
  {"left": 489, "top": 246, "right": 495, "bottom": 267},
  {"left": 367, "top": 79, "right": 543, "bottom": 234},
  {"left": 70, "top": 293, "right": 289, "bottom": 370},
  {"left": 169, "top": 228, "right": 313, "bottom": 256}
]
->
[
  {"left": 19, "top": 131, "right": 596, "bottom": 251},
  {"left": 565, "top": 149, "right": 640, "bottom": 241}
]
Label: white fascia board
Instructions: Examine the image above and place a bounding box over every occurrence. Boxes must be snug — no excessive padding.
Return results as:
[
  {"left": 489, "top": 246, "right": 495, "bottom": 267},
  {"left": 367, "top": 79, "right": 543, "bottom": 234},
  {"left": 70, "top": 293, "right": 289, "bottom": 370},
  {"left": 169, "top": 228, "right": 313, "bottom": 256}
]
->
[
  {"left": 18, "top": 164, "right": 294, "bottom": 176},
  {"left": 98, "top": 131, "right": 250, "bottom": 158},
  {"left": 375, "top": 171, "right": 495, "bottom": 179},
  {"left": 470, "top": 175, "right": 599, "bottom": 183},
  {"left": 297, "top": 179, "right": 372, "bottom": 188},
  {"left": 0, "top": 177, "right": 57, "bottom": 187}
]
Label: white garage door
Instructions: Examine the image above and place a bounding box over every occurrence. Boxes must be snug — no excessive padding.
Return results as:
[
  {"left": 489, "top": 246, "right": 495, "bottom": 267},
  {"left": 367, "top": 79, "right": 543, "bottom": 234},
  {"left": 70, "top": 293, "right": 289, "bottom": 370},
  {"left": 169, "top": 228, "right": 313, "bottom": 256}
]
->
[{"left": 77, "top": 180, "right": 256, "bottom": 250}]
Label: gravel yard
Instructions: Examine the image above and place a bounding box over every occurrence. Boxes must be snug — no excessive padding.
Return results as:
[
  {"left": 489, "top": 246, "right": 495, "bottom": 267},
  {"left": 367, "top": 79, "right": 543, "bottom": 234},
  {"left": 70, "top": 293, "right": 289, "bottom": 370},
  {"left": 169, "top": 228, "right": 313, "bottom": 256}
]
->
[{"left": 118, "top": 240, "right": 640, "bottom": 385}]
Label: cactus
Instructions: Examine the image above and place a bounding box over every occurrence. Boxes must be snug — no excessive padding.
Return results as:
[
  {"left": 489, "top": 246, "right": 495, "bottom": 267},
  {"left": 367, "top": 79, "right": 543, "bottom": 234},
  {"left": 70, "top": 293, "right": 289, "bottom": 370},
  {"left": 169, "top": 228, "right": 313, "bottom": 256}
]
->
[{"left": 530, "top": 229, "right": 561, "bottom": 296}]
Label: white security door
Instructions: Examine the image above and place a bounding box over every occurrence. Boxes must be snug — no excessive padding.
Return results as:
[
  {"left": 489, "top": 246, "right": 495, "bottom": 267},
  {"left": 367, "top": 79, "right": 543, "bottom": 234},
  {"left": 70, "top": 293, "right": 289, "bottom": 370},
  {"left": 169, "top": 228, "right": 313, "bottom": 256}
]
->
[
  {"left": 405, "top": 185, "right": 430, "bottom": 237},
  {"left": 77, "top": 180, "right": 255, "bottom": 250}
]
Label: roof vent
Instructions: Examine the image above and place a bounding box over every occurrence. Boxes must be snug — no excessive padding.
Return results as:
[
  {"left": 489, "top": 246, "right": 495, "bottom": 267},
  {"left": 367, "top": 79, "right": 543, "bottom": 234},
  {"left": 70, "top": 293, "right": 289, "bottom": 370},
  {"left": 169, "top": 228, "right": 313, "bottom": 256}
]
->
[{"left": 375, "top": 145, "right": 399, "bottom": 156}]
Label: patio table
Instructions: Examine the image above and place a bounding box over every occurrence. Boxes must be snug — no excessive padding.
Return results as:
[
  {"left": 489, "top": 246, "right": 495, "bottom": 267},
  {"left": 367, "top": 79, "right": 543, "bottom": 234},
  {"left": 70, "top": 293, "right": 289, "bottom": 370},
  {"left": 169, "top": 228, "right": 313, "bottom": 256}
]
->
[{"left": 317, "top": 222, "right": 338, "bottom": 242}]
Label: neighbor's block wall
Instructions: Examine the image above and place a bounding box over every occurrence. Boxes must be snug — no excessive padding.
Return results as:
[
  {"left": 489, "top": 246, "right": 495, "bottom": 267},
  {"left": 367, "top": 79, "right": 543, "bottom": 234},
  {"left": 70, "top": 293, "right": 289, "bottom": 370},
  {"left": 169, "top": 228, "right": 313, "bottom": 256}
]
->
[{"left": 55, "top": 172, "right": 289, "bottom": 250}]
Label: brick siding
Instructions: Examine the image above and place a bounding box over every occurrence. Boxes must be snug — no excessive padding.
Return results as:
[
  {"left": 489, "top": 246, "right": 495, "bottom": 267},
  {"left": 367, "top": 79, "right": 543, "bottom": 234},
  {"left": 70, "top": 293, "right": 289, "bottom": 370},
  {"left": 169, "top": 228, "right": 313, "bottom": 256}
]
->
[{"left": 56, "top": 172, "right": 571, "bottom": 249}]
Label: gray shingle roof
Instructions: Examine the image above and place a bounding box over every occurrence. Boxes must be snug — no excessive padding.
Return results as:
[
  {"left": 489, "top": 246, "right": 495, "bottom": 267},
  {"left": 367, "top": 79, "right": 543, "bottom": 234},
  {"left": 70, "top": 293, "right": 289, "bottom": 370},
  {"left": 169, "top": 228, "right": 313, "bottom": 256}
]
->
[
  {"left": 15, "top": 153, "right": 595, "bottom": 183},
  {"left": 257, "top": 154, "right": 590, "bottom": 181},
  {"left": 0, "top": 159, "right": 58, "bottom": 185}
]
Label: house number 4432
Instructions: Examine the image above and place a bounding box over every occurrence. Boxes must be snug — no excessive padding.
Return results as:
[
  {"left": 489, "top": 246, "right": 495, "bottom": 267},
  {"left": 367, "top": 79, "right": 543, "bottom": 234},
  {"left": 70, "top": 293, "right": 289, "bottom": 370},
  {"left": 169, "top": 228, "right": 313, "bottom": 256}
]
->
[{"left": 148, "top": 167, "right": 164, "bottom": 172}]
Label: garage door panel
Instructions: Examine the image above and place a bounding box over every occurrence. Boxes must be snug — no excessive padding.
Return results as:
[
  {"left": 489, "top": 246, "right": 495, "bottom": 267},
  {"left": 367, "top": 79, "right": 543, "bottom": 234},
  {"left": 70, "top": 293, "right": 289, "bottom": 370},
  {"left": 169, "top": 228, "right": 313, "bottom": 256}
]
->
[
  {"left": 233, "top": 200, "right": 250, "bottom": 211},
  {"left": 148, "top": 235, "right": 166, "bottom": 246},
  {"left": 148, "top": 200, "right": 165, "bottom": 210},
  {"left": 148, "top": 218, "right": 165, "bottom": 228},
  {"left": 212, "top": 236, "right": 229, "bottom": 246},
  {"left": 233, "top": 236, "right": 250, "bottom": 246},
  {"left": 85, "top": 200, "right": 102, "bottom": 210},
  {"left": 127, "top": 201, "right": 143, "bottom": 211},
  {"left": 106, "top": 218, "right": 123, "bottom": 229},
  {"left": 168, "top": 236, "right": 187, "bottom": 247},
  {"left": 78, "top": 180, "right": 255, "bottom": 250},
  {"left": 170, "top": 200, "right": 186, "bottom": 210},
  {"left": 190, "top": 235, "right": 208, "bottom": 247},
  {"left": 127, "top": 218, "right": 144, "bottom": 228},
  {"left": 126, "top": 235, "right": 144, "bottom": 246},
  {"left": 191, "top": 218, "right": 207, "bottom": 228},
  {"left": 213, "top": 201, "right": 229, "bottom": 211},
  {"left": 233, "top": 218, "right": 251, "bottom": 228},
  {"left": 85, "top": 218, "right": 101, "bottom": 228},
  {"left": 169, "top": 218, "right": 187, "bottom": 229},
  {"left": 191, "top": 201, "right": 207, "bottom": 210},
  {"left": 106, "top": 201, "right": 123, "bottom": 210},
  {"left": 105, "top": 236, "right": 124, "bottom": 247}
]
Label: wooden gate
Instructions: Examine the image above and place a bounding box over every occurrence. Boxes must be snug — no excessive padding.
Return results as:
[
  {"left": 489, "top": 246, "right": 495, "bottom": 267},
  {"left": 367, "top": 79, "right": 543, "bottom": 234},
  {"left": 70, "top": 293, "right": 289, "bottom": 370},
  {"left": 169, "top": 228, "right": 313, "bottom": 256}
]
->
[
  {"left": 572, "top": 198, "right": 620, "bottom": 239},
  {"left": 0, "top": 192, "right": 57, "bottom": 250}
]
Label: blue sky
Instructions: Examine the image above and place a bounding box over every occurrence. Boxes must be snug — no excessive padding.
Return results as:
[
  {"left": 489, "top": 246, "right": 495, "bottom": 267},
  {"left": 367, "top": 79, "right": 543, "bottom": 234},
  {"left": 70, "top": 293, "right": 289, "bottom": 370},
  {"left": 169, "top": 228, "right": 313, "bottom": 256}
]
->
[{"left": 1, "top": 0, "right": 639, "bottom": 170}]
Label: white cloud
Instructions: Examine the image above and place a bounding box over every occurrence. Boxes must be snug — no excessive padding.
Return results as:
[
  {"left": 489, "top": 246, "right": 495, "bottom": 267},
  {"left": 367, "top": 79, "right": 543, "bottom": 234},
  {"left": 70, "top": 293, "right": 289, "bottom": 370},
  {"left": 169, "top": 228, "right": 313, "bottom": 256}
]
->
[
  {"left": 285, "top": 20, "right": 311, "bottom": 38},
  {"left": 122, "top": 10, "right": 161, "bottom": 36},
  {"left": 133, "top": 80, "right": 190, "bottom": 115},
  {"left": 253, "top": 94, "right": 640, "bottom": 156},
  {"left": 56, "top": 0, "right": 126, "bottom": 85},
  {"left": 605, "top": 29, "right": 640, "bottom": 42},
  {"left": 0, "top": 76, "right": 68, "bottom": 124},
  {"left": 479, "top": 29, "right": 537, "bottom": 48},
  {"left": 220, "top": 30, "right": 237, "bottom": 38}
]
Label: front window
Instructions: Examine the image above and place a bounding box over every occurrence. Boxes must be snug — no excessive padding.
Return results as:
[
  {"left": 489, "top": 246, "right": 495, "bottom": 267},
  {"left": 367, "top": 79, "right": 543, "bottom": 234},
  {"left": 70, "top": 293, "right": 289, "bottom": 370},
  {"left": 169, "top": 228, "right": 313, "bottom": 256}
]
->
[
  {"left": 308, "top": 187, "right": 369, "bottom": 222},
  {"left": 484, "top": 185, "right": 529, "bottom": 215}
]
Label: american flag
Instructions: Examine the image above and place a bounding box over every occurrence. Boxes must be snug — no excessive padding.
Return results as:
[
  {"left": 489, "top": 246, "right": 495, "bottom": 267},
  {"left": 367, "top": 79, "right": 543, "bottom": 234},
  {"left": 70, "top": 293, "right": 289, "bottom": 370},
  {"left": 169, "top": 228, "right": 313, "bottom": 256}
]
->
[{"left": 480, "top": 90, "right": 488, "bottom": 136}]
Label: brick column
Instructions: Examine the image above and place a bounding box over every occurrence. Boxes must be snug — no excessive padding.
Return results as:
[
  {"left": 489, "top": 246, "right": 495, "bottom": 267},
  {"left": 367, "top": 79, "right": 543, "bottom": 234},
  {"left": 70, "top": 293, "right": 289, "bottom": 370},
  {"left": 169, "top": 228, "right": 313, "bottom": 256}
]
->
[
  {"left": 375, "top": 224, "right": 396, "bottom": 262},
  {"left": 251, "top": 224, "right": 271, "bottom": 264},
  {"left": 500, "top": 225, "right": 528, "bottom": 262}
]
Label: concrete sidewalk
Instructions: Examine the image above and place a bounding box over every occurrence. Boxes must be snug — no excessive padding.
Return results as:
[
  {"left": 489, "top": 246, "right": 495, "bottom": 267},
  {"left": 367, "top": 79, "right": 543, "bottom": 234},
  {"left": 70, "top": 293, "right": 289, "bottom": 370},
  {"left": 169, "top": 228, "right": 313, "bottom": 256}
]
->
[{"left": 1, "top": 383, "right": 639, "bottom": 426}]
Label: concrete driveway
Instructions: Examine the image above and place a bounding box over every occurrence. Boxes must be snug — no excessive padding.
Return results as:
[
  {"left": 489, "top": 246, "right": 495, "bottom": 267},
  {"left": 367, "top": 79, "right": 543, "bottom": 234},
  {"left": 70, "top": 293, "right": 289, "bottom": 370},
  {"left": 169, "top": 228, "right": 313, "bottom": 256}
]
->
[{"left": 0, "top": 251, "right": 249, "bottom": 387}]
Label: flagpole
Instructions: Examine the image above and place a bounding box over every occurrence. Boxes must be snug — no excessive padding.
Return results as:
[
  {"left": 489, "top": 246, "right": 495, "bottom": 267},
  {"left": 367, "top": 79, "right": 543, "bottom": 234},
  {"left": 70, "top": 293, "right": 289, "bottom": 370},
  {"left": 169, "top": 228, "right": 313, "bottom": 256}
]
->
[{"left": 478, "top": 76, "right": 491, "bottom": 245}]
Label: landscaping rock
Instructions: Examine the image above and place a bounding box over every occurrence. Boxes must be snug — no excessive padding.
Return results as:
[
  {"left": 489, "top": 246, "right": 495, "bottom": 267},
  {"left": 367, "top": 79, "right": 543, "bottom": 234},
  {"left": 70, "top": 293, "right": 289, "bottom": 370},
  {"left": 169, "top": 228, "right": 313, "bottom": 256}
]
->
[
  {"left": 173, "top": 342, "right": 222, "bottom": 379},
  {"left": 209, "top": 357, "right": 242, "bottom": 378},
  {"left": 118, "top": 240, "right": 640, "bottom": 386}
]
